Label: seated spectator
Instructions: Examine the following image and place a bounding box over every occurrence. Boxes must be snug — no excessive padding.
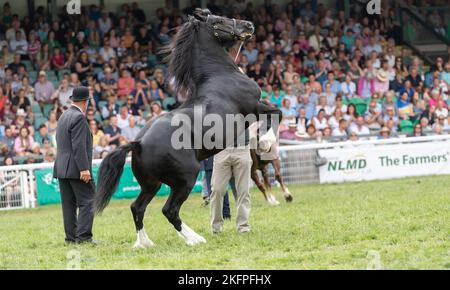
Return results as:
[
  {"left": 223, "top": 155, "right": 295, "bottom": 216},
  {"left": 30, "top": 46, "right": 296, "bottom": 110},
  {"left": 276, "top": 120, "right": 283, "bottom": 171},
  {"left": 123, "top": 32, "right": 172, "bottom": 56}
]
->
[
  {"left": 89, "top": 120, "right": 104, "bottom": 147},
  {"left": 365, "top": 101, "right": 382, "bottom": 131},
  {"left": 51, "top": 46, "right": 65, "bottom": 70},
  {"left": 9, "top": 30, "right": 28, "bottom": 56},
  {"left": 270, "top": 86, "right": 285, "bottom": 108},
  {"left": 435, "top": 100, "right": 448, "bottom": 119},
  {"left": 296, "top": 107, "right": 308, "bottom": 134},
  {"left": 34, "top": 71, "right": 55, "bottom": 105},
  {"left": 0, "top": 126, "right": 15, "bottom": 152},
  {"left": 27, "top": 32, "right": 41, "bottom": 62},
  {"left": 11, "top": 109, "right": 30, "bottom": 132},
  {"left": 34, "top": 124, "right": 52, "bottom": 146},
  {"left": 117, "top": 69, "right": 136, "bottom": 98},
  {"left": 349, "top": 116, "right": 370, "bottom": 136},
  {"left": 397, "top": 92, "right": 414, "bottom": 119},
  {"left": 94, "top": 135, "right": 112, "bottom": 159},
  {"left": 148, "top": 102, "right": 167, "bottom": 121},
  {"left": 117, "top": 105, "right": 130, "bottom": 130},
  {"left": 104, "top": 115, "right": 121, "bottom": 148},
  {"left": 45, "top": 111, "right": 58, "bottom": 137},
  {"left": 147, "top": 79, "right": 165, "bottom": 103},
  {"left": 378, "top": 127, "right": 391, "bottom": 139},
  {"left": 100, "top": 67, "right": 118, "bottom": 92},
  {"left": 52, "top": 78, "right": 73, "bottom": 108},
  {"left": 332, "top": 119, "right": 348, "bottom": 137},
  {"left": 340, "top": 74, "right": 357, "bottom": 101},
  {"left": 315, "top": 96, "right": 333, "bottom": 117},
  {"left": 122, "top": 116, "right": 140, "bottom": 142},
  {"left": 279, "top": 122, "right": 299, "bottom": 140},
  {"left": 13, "top": 127, "right": 34, "bottom": 156},
  {"left": 101, "top": 92, "right": 119, "bottom": 120},
  {"left": 11, "top": 89, "right": 30, "bottom": 111},
  {"left": 312, "top": 109, "right": 329, "bottom": 131}
]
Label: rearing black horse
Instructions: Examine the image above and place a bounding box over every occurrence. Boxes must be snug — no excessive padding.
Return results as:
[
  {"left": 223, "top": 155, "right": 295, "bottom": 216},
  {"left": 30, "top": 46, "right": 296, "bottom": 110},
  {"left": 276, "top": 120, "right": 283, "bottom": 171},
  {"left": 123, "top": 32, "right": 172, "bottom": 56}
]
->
[{"left": 94, "top": 9, "right": 281, "bottom": 247}]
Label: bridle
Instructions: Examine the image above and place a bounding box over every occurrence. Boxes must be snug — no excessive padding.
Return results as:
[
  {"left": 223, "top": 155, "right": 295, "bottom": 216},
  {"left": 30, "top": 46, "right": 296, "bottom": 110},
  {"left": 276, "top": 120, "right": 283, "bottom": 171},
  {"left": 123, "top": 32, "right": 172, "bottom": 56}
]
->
[
  {"left": 206, "top": 15, "right": 244, "bottom": 63},
  {"left": 207, "top": 15, "right": 239, "bottom": 42}
]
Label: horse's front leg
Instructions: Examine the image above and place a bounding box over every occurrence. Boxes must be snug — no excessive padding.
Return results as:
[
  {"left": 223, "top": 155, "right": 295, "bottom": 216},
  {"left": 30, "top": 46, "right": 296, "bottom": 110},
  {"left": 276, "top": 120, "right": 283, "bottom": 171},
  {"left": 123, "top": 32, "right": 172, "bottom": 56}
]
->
[{"left": 272, "top": 159, "right": 293, "bottom": 203}]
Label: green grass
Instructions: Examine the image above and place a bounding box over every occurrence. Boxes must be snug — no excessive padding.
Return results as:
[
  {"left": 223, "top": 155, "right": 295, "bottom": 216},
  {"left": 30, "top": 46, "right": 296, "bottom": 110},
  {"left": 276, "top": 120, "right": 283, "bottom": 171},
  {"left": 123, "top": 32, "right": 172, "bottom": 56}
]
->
[{"left": 0, "top": 176, "right": 449, "bottom": 269}]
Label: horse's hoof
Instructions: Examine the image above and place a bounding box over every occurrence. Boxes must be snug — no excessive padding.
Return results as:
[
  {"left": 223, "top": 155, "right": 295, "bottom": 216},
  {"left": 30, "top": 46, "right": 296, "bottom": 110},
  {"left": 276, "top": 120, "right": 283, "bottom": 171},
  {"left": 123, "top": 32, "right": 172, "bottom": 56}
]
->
[
  {"left": 267, "top": 195, "right": 280, "bottom": 206},
  {"left": 285, "top": 195, "right": 293, "bottom": 203},
  {"left": 133, "top": 229, "right": 155, "bottom": 249},
  {"left": 177, "top": 223, "right": 207, "bottom": 246},
  {"left": 133, "top": 240, "right": 155, "bottom": 249}
]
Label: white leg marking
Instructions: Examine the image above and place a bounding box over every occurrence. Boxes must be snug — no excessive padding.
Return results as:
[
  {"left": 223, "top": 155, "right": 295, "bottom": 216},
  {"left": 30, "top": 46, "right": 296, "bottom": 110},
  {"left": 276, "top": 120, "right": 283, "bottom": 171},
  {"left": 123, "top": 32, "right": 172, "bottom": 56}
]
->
[
  {"left": 269, "top": 194, "right": 280, "bottom": 206},
  {"left": 177, "top": 222, "right": 206, "bottom": 246},
  {"left": 133, "top": 228, "right": 155, "bottom": 249}
]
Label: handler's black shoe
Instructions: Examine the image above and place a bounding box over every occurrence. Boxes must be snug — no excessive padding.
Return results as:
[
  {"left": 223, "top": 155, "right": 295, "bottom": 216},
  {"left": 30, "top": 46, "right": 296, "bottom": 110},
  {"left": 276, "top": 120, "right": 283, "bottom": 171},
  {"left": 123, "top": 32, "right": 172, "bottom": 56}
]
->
[{"left": 65, "top": 239, "right": 77, "bottom": 245}]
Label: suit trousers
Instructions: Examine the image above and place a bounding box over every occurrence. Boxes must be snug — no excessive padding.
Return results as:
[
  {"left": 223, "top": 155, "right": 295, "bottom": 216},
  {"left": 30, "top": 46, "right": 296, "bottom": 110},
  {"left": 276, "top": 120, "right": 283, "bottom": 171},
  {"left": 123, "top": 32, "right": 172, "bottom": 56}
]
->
[
  {"left": 210, "top": 148, "right": 252, "bottom": 233},
  {"left": 59, "top": 179, "right": 95, "bottom": 242}
]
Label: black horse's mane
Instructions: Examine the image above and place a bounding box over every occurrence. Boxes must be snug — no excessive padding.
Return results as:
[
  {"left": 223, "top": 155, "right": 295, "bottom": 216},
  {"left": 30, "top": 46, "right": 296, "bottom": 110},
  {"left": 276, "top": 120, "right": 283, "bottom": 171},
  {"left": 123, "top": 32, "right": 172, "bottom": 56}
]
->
[
  {"left": 162, "top": 17, "right": 199, "bottom": 96},
  {"left": 162, "top": 16, "right": 237, "bottom": 98}
]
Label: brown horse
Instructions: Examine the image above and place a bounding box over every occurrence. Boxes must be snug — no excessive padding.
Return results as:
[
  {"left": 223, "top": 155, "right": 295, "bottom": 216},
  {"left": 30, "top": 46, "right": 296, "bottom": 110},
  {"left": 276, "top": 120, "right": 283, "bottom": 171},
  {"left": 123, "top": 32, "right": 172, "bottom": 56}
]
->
[{"left": 250, "top": 145, "right": 293, "bottom": 206}]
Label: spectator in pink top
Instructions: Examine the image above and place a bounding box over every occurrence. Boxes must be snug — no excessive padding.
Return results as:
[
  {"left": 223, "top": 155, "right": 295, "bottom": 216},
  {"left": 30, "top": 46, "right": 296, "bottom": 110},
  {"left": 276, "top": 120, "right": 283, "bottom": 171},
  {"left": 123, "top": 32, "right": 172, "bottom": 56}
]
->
[
  {"left": 117, "top": 69, "right": 135, "bottom": 98},
  {"left": 14, "top": 127, "right": 35, "bottom": 156}
]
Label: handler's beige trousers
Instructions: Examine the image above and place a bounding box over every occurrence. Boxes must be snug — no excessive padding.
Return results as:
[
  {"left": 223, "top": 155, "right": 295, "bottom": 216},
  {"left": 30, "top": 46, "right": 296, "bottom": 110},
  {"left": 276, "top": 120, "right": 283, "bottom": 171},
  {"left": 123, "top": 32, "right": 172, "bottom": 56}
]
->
[{"left": 210, "top": 148, "right": 252, "bottom": 233}]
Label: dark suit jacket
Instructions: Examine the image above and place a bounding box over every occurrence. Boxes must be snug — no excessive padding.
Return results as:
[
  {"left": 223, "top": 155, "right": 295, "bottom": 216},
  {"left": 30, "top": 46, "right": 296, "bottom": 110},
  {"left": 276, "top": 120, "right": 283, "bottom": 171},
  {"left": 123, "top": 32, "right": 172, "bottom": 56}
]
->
[{"left": 53, "top": 106, "right": 93, "bottom": 179}]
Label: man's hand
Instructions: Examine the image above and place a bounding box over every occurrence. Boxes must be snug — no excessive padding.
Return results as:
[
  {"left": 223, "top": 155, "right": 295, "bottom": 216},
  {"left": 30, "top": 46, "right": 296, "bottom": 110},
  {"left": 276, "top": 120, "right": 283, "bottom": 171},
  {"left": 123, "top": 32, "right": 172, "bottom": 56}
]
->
[{"left": 80, "top": 170, "right": 91, "bottom": 183}]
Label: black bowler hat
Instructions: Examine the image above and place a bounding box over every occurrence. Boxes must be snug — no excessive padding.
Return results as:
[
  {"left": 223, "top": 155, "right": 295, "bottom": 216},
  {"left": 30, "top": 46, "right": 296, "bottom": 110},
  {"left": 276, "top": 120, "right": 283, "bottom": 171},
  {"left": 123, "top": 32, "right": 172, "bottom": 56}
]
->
[{"left": 70, "top": 86, "right": 90, "bottom": 101}]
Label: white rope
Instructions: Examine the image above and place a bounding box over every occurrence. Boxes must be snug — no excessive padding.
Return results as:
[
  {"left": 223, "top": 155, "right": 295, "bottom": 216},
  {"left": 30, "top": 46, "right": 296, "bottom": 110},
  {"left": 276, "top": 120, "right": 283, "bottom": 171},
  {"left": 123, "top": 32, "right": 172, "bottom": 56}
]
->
[{"left": 235, "top": 41, "right": 244, "bottom": 63}]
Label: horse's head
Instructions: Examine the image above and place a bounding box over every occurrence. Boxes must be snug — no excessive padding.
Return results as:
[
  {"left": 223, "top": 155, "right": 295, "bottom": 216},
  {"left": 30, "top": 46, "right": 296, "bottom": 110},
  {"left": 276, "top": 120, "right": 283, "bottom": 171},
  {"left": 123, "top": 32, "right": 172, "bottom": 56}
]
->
[{"left": 193, "top": 8, "right": 254, "bottom": 45}]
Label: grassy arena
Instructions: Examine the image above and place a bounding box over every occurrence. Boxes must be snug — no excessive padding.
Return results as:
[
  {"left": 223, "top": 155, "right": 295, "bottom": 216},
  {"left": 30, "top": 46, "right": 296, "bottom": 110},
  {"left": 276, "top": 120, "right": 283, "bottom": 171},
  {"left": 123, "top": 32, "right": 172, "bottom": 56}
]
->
[{"left": 0, "top": 176, "right": 449, "bottom": 270}]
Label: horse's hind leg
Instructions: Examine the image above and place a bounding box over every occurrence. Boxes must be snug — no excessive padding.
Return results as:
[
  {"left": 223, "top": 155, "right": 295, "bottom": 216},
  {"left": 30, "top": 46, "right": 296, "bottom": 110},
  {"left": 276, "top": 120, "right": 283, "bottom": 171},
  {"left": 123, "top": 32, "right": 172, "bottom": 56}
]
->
[
  {"left": 261, "top": 166, "right": 280, "bottom": 206},
  {"left": 163, "top": 182, "right": 206, "bottom": 246},
  {"left": 272, "top": 159, "right": 293, "bottom": 202},
  {"left": 251, "top": 169, "right": 268, "bottom": 201},
  {"left": 131, "top": 180, "right": 161, "bottom": 248}
]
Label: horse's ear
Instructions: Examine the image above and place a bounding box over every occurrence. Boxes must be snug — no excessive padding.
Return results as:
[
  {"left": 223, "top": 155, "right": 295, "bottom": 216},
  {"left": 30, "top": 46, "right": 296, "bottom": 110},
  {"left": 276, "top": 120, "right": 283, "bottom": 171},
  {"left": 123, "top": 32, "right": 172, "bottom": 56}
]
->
[{"left": 193, "top": 8, "right": 211, "bottom": 22}]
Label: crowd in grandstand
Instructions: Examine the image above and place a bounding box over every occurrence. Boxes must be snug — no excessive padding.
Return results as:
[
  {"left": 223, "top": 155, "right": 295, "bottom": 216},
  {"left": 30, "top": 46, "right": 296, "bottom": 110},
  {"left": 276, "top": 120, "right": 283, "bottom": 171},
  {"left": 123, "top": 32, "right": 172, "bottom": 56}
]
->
[{"left": 0, "top": 0, "right": 449, "bottom": 166}]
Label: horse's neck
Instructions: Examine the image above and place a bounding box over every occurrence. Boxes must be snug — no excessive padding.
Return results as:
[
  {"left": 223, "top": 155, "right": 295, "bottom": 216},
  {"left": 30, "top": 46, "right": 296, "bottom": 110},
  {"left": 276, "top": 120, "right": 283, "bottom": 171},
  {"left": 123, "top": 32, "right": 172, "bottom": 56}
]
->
[{"left": 192, "top": 33, "right": 237, "bottom": 80}]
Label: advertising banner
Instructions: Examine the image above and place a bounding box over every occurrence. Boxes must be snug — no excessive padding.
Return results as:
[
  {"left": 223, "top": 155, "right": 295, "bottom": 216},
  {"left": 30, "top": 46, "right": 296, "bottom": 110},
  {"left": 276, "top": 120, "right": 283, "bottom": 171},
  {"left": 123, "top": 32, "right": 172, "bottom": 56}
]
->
[
  {"left": 319, "top": 141, "right": 450, "bottom": 183},
  {"left": 35, "top": 164, "right": 204, "bottom": 205}
]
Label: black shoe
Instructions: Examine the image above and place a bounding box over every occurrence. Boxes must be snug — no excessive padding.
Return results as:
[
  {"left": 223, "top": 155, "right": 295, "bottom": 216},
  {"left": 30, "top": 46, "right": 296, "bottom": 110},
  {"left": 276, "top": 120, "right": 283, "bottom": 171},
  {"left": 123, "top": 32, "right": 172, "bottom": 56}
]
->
[
  {"left": 65, "top": 239, "right": 77, "bottom": 245},
  {"left": 223, "top": 215, "right": 231, "bottom": 220}
]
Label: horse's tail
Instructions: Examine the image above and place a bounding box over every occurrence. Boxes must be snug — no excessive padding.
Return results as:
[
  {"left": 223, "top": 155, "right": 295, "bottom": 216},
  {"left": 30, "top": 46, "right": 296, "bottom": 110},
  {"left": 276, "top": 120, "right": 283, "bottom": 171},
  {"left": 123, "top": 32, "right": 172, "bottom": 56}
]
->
[{"left": 94, "top": 141, "right": 140, "bottom": 215}]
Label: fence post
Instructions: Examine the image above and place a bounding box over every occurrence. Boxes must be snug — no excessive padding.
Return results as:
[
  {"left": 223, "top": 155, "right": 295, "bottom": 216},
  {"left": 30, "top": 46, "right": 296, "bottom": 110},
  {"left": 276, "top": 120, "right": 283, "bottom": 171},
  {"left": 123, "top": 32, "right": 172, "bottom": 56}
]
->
[{"left": 27, "top": 169, "right": 37, "bottom": 208}]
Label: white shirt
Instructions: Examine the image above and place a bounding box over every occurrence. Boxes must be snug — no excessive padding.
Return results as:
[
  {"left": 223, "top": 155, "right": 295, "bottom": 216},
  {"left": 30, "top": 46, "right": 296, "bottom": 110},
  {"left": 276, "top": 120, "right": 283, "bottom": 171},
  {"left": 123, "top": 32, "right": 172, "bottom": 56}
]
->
[
  {"left": 350, "top": 124, "right": 370, "bottom": 136},
  {"left": 9, "top": 38, "right": 28, "bottom": 55},
  {"left": 117, "top": 114, "right": 130, "bottom": 129},
  {"left": 435, "top": 108, "right": 448, "bottom": 118},
  {"left": 332, "top": 128, "right": 347, "bottom": 137}
]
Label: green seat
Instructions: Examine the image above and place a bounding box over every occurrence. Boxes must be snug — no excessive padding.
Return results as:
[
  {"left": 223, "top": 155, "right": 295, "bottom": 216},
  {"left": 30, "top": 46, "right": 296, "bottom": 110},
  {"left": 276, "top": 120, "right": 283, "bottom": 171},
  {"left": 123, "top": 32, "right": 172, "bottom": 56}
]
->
[
  {"left": 34, "top": 117, "right": 47, "bottom": 130},
  {"left": 98, "top": 100, "right": 107, "bottom": 109},
  {"left": 116, "top": 100, "right": 125, "bottom": 107},
  {"left": 43, "top": 104, "right": 55, "bottom": 116},
  {"left": 400, "top": 120, "right": 414, "bottom": 134},
  {"left": 31, "top": 102, "right": 42, "bottom": 114},
  {"left": 162, "top": 97, "right": 176, "bottom": 110},
  {"left": 350, "top": 98, "right": 368, "bottom": 116},
  {"left": 58, "top": 69, "right": 71, "bottom": 79},
  {"left": 94, "top": 112, "right": 103, "bottom": 123}
]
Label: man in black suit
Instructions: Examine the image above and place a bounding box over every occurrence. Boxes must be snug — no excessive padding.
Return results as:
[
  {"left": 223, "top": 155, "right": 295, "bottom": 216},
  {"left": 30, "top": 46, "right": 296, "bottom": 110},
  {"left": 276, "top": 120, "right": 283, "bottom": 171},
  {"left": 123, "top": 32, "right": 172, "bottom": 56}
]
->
[{"left": 53, "top": 86, "right": 95, "bottom": 244}]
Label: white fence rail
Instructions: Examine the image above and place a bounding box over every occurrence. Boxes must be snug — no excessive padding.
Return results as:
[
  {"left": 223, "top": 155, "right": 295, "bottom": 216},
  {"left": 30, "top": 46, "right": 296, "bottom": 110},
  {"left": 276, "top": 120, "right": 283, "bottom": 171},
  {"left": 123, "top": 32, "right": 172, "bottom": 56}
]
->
[{"left": 1, "top": 135, "right": 450, "bottom": 211}]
